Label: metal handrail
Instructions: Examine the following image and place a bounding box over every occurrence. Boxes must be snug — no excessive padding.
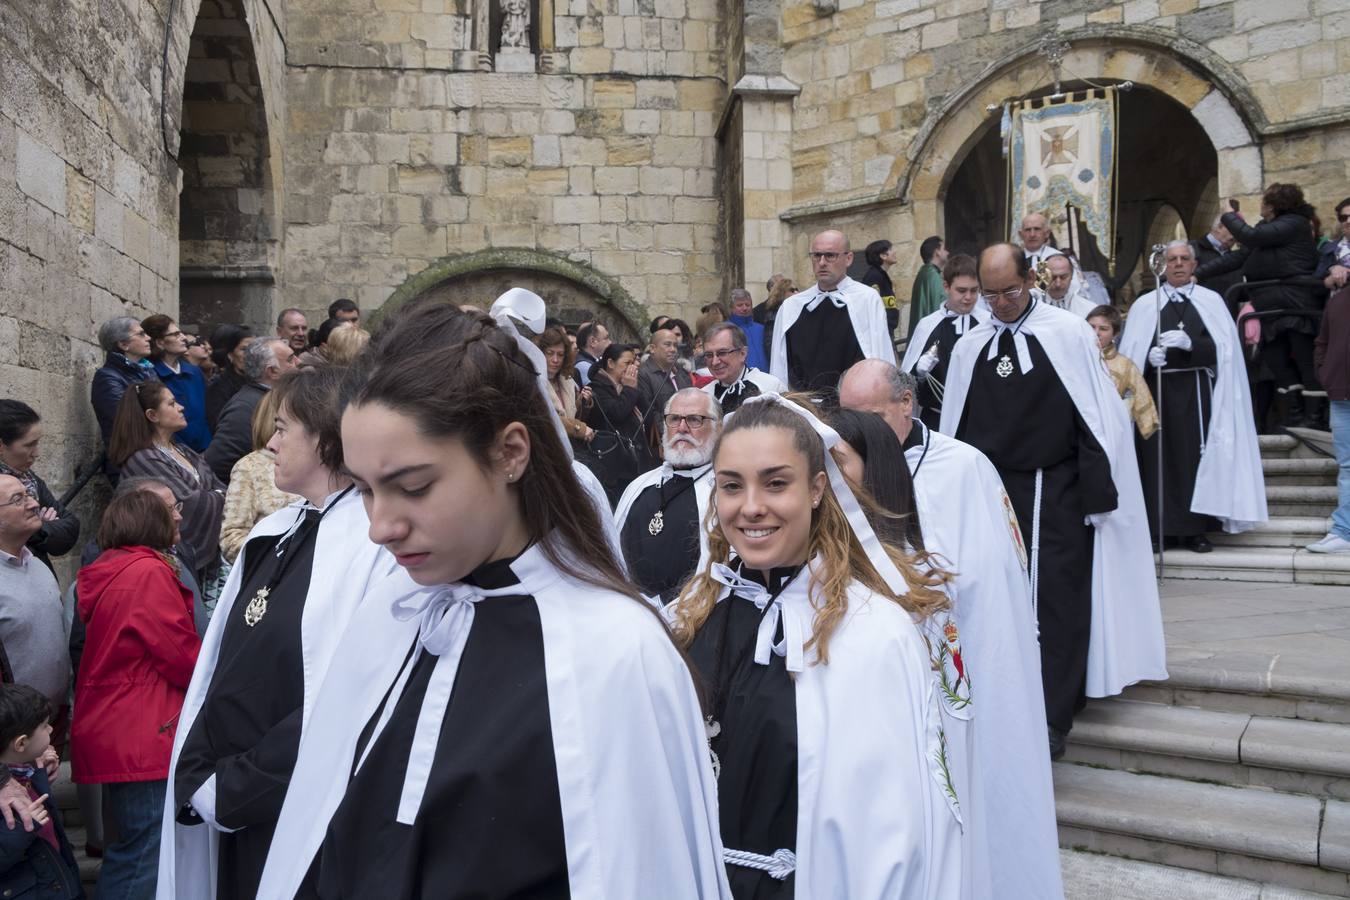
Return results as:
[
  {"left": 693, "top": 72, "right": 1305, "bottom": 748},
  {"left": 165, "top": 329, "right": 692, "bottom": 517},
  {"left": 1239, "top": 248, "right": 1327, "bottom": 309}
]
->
[{"left": 58, "top": 454, "right": 105, "bottom": 507}]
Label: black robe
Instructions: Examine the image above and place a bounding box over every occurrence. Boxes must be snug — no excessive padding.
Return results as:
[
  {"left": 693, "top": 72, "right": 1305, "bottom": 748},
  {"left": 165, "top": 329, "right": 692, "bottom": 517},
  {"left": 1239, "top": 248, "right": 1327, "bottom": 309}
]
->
[
  {"left": 786, "top": 301, "right": 864, "bottom": 394},
  {"left": 1137, "top": 298, "right": 1220, "bottom": 538},
  {"left": 306, "top": 557, "right": 568, "bottom": 899},
  {"left": 175, "top": 510, "right": 319, "bottom": 900},
  {"left": 620, "top": 472, "right": 705, "bottom": 603},
  {"left": 956, "top": 324, "right": 1117, "bottom": 732},
  {"left": 914, "top": 315, "right": 969, "bottom": 433},
  {"left": 687, "top": 565, "right": 802, "bottom": 899}
]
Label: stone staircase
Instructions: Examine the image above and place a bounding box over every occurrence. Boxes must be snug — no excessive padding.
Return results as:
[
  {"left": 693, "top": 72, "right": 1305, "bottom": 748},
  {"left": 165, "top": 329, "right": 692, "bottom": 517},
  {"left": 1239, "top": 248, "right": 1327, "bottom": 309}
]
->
[
  {"left": 1160, "top": 431, "right": 1347, "bottom": 586},
  {"left": 1056, "top": 429, "right": 1350, "bottom": 897}
]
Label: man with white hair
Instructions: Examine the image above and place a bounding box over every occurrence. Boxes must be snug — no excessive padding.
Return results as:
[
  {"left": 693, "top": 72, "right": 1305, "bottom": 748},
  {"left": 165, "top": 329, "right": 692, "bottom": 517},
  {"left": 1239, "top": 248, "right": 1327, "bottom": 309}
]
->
[
  {"left": 1119, "top": 240, "right": 1266, "bottom": 552},
  {"left": 205, "top": 338, "right": 297, "bottom": 482},
  {"left": 770, "top": 229, "right": 894, "bottom": 392},
  {"left": 615, "top": 388, "right": 722, "bottom": 603},
  {"left": 1018, "top": 212, "right": 1063, "bottom": 267}
]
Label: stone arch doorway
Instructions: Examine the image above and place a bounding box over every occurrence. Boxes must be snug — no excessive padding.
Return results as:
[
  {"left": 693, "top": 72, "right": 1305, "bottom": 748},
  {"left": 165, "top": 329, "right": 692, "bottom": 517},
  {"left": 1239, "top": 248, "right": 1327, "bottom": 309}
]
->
[
  {"left": 172, "top": 0, "right": 279, "bottom": 338},
  {"left": 900, "top": 31, "right": 1262, "bottom": 297},
  {"left": 377, "top": 249, "right": 650, "bottom": 342}
]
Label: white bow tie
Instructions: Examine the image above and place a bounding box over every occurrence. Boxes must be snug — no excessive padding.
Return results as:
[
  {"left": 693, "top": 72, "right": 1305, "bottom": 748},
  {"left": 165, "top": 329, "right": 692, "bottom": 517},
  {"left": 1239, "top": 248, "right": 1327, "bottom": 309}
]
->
[
  {"left": 1164, "top": 286, "right": 1192, "bottom": 304},
  {"left": 984, "top": 319, "right": 1035, "bottom": 374},
  {"left": 942, "top": 308, "right": 975, "bottom": 335},
  {"left": 388, "top": 579, "right": 520, "bottom": 825},
  {"left": 709, "top": 563, "right": 806, "bottom": 673},
  {"left": 804, "top": 291, "right": 847, "bottom": 312}
]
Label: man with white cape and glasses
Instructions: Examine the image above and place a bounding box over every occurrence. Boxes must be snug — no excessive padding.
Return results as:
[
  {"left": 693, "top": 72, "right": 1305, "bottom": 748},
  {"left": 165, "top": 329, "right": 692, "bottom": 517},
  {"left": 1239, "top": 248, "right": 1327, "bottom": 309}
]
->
[
  {"left": 256, "top": 301, "right": 729, "bottom": 898},
  {"left": 669, "top": 392, "right": 966, "bottom": 898},
  {"left": 941, "top": 244, "right": 1167, "bottom": 761}
]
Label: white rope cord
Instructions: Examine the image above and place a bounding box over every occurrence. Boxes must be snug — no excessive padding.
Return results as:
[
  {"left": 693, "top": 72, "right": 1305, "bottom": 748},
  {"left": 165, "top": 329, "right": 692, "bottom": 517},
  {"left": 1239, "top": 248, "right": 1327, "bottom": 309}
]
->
[
  {"left": 723, "top": 847, "right": 797, "bottom": 880},
  {"left": 1030, "top": 467, "right": 1044, "bottom": 623}
]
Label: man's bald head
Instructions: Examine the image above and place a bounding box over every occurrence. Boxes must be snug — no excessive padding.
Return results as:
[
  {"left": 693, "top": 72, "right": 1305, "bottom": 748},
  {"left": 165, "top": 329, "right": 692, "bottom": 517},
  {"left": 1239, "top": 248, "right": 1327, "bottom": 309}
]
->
[
  {"left": 1019, "top": 212, "right": 1051, "bottom": 252},
  {"left": 838, "top": 359, "right": 915, "bottom": 444},
  {"left": 810, "top": 230, "right": 853, "bottom": 291},
  {"left": 979, "top": 243, "right": 1034, "bottom": 323},
  {"left": 1044, "top": 253, "right": 1073, "bottom": 300}
]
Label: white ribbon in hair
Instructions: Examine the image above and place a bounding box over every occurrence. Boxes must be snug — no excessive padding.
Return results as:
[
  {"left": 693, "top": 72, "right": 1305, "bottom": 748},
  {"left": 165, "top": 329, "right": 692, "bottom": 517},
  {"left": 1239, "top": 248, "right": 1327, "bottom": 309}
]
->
[
  {"left": 727, "top": 393, "right": 910, "bottom": 599},
  {"left": 387, "top": 580, "right": 521, "bottom": 825},
  {"left": 709, "top": 562, "right": 806, "bottom": 673},
  {"left": 490, "top": 288, "right": 574, "bottom": 460}
]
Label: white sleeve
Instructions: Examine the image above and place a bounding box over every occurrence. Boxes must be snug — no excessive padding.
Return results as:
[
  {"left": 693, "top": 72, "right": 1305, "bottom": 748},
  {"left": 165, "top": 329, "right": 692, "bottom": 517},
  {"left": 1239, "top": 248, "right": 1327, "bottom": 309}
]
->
[{"left": 189, "top": 775, "right": 241, "bottom": 833}]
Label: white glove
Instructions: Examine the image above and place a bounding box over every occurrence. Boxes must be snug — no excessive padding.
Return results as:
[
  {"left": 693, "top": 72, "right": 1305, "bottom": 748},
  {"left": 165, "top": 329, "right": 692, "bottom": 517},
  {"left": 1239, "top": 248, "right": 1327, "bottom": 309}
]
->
[
  {"left": 1158, "top": 329, "right": 1192, "bottom": 351},
  {"left": 1147, "top": 346, "right": 1167, "bottom": 368},
  {"left": 916, "top": 347, "right": 940, "bottom": 375},
  {"left": 1085, "top": 513, "right": 1111, "bottom": 528}
]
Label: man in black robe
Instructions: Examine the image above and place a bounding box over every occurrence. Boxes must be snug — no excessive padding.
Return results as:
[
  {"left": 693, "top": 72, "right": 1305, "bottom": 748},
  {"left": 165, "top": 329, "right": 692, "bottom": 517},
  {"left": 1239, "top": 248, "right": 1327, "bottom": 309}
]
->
[
  {"left": 615, "top": 388, "right": 722, "bottom": 603},
  {"left": 949, "top": 244, "right": 1118, "bottom": 760},
  {"left": 1130, "top": 242, "right": 1223, "bottom": 552}
]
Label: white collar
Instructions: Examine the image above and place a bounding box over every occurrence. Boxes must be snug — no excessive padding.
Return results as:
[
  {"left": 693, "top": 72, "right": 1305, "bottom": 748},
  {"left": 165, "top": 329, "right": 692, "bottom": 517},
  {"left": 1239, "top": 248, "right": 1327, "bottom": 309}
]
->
[
  {"left": 0, "top": 545, "right": 32, "bottom": 568},
  {"left": 985, "top": 297, "right": 1039, "bottom": 373},
  {"left": 658, "top": 461, "right": 713, "bottom": 485}
]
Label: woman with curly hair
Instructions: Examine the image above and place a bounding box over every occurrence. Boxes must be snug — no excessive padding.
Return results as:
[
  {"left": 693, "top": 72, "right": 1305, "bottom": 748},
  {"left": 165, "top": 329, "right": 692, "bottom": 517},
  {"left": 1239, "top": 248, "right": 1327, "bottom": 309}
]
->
[
  {"left": 1197, "top": 183, "right": 1323, "bottom": 425},
  {"left": 668, "top": 395, "right": 964, "bottom": 898}
]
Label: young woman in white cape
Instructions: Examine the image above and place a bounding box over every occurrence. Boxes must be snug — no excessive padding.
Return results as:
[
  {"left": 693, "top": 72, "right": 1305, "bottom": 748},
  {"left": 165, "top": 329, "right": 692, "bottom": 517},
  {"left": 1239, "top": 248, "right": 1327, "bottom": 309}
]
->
[
  {"left": 158, "top": 366, "right": 418, "bottom": 900},
  {"left": 668, "top": 393, "right": 967, "bottom": 899},
  {"left": 256, "top": 301, "right": 729, "bottom": 899}
]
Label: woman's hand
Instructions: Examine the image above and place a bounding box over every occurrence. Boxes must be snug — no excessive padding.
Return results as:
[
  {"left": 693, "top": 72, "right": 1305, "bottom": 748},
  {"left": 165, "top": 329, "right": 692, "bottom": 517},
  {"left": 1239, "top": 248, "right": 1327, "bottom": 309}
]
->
[
  {"left": 578, "top": 386, "right": 593, "bottom": 409},
  {"left": 583, "top": 426, "right": 595, "bottom": 443},
  {"left": 38, "top": 507, "right": 57, "bottom": 523},
  {"left": 1326, "top": 265, "right": 1348, "bottom": 289},
  {"left": 620, "top": 363, "right": 639, "bottom": 389}
]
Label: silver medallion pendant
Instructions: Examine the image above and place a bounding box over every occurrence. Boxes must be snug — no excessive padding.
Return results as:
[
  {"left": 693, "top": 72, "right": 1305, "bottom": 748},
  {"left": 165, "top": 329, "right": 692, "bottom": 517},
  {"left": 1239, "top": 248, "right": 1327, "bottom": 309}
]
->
[
  {"left": 996, "top": 354, "right": 1015, "bottom": 378},
  {"left": 648, "top": 511, "right": 665, "bottom": 536},
  {"left": 243, "top": 587, "right": 270, "bottom": 627}
]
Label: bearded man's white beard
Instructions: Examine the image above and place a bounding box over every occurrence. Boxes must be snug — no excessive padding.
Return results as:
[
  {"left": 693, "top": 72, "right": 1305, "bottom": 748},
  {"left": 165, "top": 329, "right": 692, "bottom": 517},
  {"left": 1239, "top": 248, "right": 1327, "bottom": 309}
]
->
[{"left": 663, "top": 434, "right": 713, "bottom": 468}]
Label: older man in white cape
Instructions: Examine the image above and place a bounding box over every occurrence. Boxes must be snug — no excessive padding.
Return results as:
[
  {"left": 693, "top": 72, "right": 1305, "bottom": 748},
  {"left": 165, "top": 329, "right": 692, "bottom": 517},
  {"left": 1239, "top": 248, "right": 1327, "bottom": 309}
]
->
[
  {"left": 942, "top": 244, "right": 1166, "bottom": 758},
  {"left": 1119, "top": 241, "right": 1267, "bottom": 542}
]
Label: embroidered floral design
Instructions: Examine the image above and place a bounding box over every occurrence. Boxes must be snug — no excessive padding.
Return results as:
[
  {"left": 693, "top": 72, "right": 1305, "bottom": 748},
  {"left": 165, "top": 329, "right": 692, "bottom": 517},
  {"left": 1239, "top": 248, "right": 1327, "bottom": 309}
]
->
[
  {"left": 933, "top": 726, "right": 960, "bottom": 813},
  {"left": 1001, "top": 487, "right": 1029, "bottom": 571},
  {"left": 934, "top": 617, "right": 973, "bottom": 712}
]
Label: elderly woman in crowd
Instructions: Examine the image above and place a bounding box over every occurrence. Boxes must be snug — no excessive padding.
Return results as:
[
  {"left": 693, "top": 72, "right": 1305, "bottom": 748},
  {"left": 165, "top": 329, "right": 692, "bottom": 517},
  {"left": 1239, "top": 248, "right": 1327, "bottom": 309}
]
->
[
  {"left": 204, "top": 325, "right": 255, "bottom": 430},
  {"left": 143, "top": 314, "right": 212, "bottom": 453},
  {"left": 0, "top": 400, "right": 79, "bottom": 574},
  {"left": 91, "top": 316, "right": 157, "bottom": 449},
  {"left": 108, "top": 382, "right": 226, "bottom": 584},
  {"left": 74, "top": 489, "right": 201, "bottom": 899},
  {"left": 219, "top": 390, "right": 300, "bottom": 564}
]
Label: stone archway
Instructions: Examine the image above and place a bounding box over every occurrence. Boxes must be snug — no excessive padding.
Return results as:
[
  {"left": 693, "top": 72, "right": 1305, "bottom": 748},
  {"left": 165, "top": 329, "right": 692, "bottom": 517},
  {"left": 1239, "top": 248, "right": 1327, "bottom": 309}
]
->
[
  {"left": 377, "top": 249, "right": 650, "bottom": 341},
  {"left": 897, "top": 29, "right": 1264, "bottom": 253}
]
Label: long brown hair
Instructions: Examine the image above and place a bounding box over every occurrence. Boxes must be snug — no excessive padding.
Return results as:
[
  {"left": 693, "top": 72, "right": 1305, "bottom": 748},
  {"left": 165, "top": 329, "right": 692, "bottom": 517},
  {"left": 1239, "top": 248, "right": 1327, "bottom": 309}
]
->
[
  {"left": 764, "top": 276, "right": 798, "bottom": 313},
  {"left": 669, "top": 400, "right": 949, "bottom": 664},
  {"left": 535, "top": 324, "right": 575, "bottom": 384},
  {"left": 97, "top": 489, "right": 175, "bottom": 551},
  {"left": 342, "top": 300, "right": 636, "bottom": 602},
  {"left": 107, "top": 382, "right": 173, "bottom": 467}
]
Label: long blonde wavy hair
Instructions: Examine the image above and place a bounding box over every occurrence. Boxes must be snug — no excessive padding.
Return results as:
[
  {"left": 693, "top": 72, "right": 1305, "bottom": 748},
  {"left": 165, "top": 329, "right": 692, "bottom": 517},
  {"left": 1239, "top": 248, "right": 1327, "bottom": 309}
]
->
[{"left": 668, "top": 400, "right": 950, "bottom": 664}]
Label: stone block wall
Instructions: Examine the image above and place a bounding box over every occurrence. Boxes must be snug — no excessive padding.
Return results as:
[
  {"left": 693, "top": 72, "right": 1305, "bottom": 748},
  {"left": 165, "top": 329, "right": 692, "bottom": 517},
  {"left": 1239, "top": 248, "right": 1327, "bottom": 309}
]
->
[
  {"left": 772, "top": 0, "right": 1350, "bottom": 319},
  {"left": 280, "top": 0, "right": 729, "bottom": 326}
]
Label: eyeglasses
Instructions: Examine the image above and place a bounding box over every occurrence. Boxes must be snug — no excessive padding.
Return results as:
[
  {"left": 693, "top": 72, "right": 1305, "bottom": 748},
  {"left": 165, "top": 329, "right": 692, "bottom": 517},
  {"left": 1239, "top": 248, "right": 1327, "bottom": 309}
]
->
[
  {"left": 0, "top": 492, "right": 31, "bottom": 509},
  {"left": 664, "top": 414, "right": 713, "bottom": 430},
  {"left": 168, "top": 500, "right": 184, "bottom": 514},
  {"left": 706, "top": 348, "right": 744, "bottom": 361},
  {"left": 1339, "top": 214, "right": 1350, "bottom": 223},
  {"left": 808, "top": 252, "right": 844, "bottom": 262},
  {"left": 979, "top": 286, "right": 1025, "bottom": 304}
]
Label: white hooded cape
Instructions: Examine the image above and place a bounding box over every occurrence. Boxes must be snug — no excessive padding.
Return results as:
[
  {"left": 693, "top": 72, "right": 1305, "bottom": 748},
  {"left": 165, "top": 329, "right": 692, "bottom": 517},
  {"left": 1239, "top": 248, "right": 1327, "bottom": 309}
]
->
[
  {"left": 899, "top": 307, "right": 986, "bottom": 374},
  {"left": 156, "top": 489, "right": 411, "bottom": 900},
  {"left": 905, "top": 422, "right": 1064, "bottom": 899},
  {"left": 1118, "top": 284, "right": 1267, "bottom": 533},
  {"left": 940, "top": 302, "right": 1168, "bottom": 698},
  {"left": 256, "top": 540, "right": 731, "bottom": 899},
  {"left": 768, "top": 276, "right": 896, "bottom": 385},
  {"left": 701, "top": 562, "right": 964, "bottom": 898}
]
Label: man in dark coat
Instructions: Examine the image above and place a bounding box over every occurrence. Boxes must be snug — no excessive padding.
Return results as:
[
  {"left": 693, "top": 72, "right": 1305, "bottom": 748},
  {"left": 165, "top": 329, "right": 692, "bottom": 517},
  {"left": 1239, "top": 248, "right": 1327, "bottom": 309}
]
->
[
  {"left": 90, "top": 316, "right": 157, "bottom": 447},
  {"left": 636, "top": 326, "right": 692, "bottom": 442},
  {"left": 205, "top": 338, "right": 296, "bottom": 482}
]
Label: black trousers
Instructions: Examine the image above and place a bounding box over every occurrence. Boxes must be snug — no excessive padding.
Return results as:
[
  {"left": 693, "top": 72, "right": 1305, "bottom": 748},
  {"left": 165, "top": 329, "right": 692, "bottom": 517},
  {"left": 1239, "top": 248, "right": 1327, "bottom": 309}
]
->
[
  {"left": 1000, "top": 461, "right": 1094, "bottom": 733},
  {"left": 1263, "top": 331, "right": 1320, "bottom": 391}
]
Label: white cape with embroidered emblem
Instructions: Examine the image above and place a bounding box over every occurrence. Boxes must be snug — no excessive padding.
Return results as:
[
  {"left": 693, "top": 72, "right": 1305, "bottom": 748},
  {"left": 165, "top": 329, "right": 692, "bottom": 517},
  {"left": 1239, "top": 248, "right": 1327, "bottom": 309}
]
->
[
  {"left": 698, "top": 567, "right": 964, "bottom": 898},
  {"left": 940, "top": 302, "right": 1167, "bottom": 698},
  {"left": 156, "top": 489, "right": 404, "bottom": 900},
  {"left": 614, "top": 462, "right": 715, "bottom": 575},
  {"left": 1118, "top": 284, "right": 1267, "bottom": 533},
  {"left": 256, "top": 541, "right": 730, "bottom": 899},
  {"left": 768, "top": 276, "right": 896, "bottom": 385},
  {"left": 906, "top": 424, "right": 1063, "bottom": 899}
]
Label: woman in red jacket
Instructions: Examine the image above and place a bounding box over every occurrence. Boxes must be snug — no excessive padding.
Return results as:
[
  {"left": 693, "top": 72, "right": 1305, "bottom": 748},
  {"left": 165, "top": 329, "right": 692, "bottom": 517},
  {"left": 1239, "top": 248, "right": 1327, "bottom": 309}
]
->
[{"left": 74, "top": 490, "right": 202, "bottom": 899}]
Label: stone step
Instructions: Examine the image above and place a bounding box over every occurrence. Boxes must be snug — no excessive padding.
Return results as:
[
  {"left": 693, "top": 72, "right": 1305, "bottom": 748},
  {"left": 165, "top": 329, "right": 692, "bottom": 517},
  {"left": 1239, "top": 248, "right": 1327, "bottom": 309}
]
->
[
  {"left": 1266, "top": 484, "right": 1339, "bottom": 517},
  {"left": 1065, "top": 699, "right": 1350, "bottom": 800},
  {"left": 1157, "top": 547, "right": 1350, "bottom": 585},
  {"left": 1261, "top": 434, "right": 1301, "bottom": 458},
  {"left": 1212, "top": 516, "right": 1333, "bottom": 548},
  {"left": 1263, "top": 457, "right": 1341, "bottom": 485},
  {"left": 1054, "top": 763, "right": 1350, "bottom": 896},
  {"left": 1060, "top": 847, "right": 1346, "bottom": 899}
]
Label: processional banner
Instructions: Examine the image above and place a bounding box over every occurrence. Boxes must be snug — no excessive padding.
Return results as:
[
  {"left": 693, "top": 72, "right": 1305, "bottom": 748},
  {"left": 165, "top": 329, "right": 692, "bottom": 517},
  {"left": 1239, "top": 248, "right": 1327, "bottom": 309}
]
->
[{"left": 1008, "top": 89, "right": 1117, "bottom": 263}]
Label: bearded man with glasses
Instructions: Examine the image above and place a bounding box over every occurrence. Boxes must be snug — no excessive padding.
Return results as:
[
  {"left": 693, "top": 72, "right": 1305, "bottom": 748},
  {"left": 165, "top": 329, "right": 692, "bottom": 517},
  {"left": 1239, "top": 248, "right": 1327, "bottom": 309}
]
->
[
  {"left": 769, "top": 229, "right": 896, "bottom": 394},
  {"left": 615, "top": 389, "right": 723, "bottom": 604},
  {"left": 940, "top": 243, "right": 1166, "bottom": 763}
]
